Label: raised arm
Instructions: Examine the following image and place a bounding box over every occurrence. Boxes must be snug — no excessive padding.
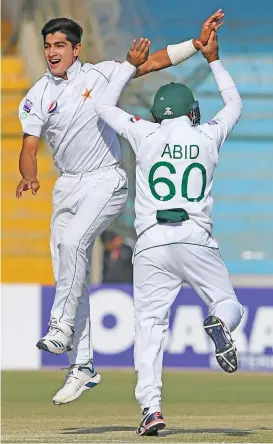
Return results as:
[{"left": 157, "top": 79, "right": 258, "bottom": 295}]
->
[
  {"left": 95, "top": 61, "right": 137, "bottom": 136},
  {"left": 135, "top": 9, "right": 224, "bottom": 78},
  {"left": 196, "top": 31, "right": 242, "bottom": 151},
  {"left": 95, "top": 39, "right": 156, "bottom": 154}
]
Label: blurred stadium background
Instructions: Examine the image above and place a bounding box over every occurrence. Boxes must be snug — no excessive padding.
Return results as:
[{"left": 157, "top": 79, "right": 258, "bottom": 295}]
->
[{"left": 1, "top": 1, "right": 273, "bottom": 442}]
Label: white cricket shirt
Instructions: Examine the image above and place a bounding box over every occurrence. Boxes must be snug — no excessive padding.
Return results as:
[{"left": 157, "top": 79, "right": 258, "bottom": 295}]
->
[
  {"left": 95, "top": 60, "right": 242, "bottom": 252},
  {"left": 95, "top": 60, "right": 242, "bottom": 238},
  {"left": 19, "top": 59, "right": 124, "bottom": 173}
]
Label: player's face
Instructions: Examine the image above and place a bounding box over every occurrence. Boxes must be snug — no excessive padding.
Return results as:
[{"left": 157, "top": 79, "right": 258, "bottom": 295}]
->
[{"left": 44, "top": 32, "right": 81, "bottom": 79}]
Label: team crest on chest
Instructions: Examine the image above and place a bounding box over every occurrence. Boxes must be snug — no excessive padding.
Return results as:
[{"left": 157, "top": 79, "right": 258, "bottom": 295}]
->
[{"left": 82, "top": 88, "right": 92, "bottom": 100}]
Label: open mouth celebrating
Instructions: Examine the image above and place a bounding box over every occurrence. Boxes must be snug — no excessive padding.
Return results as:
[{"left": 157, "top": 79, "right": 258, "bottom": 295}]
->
[{"left": 49, "top": 59, "right": 61, "bottom": 68}]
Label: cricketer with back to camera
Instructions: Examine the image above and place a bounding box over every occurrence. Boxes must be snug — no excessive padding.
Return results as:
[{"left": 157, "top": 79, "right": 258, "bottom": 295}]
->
[{"left": 95, "top": 23, "right": 243, "bottom": 435}]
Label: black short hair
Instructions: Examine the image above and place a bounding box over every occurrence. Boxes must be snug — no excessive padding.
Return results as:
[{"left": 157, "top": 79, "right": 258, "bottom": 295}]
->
[{"left": 41, "top": 18, "right": 83, "bottom": 48}]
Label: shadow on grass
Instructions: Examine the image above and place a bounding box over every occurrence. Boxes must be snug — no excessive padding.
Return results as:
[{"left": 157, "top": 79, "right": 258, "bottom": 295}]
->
[
  {"left": 62, "top": 426, "right": 253, "bottom": 437},
  {"left": 63, "top": 426, "right": 136, "bottom": 434},
  {"left": 160, "top": 428, "right": 254, "bottom": 437}
]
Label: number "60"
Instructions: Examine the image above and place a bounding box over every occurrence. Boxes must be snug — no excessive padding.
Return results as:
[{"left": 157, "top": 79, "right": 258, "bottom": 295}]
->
[{"left": 148, "top": 161, "right": 207, "bottom": 202}]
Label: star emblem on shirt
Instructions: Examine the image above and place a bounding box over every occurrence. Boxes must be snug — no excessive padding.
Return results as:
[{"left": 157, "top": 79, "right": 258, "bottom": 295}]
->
[{"left": 82, "top": 88, "right": 91, "bottom": 100}]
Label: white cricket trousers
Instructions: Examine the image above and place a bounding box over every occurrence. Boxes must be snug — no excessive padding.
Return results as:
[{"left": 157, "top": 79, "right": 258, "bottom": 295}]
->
[
  {"left": 49, "top": 164, "right": 128, "bottom": 365},
  {"left": 133, "top": 236, "right": 243, "bottom": 413}
]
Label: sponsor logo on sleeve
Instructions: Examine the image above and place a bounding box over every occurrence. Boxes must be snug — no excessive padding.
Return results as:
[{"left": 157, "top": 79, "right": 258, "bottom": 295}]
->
[
  {"left": 23, "top": 99, "right": 33, "bottom": 113},
  {"left": 208, "top": 119, "right": 218, "bottom": 126},
  {"left": 130, "top": 116, "right": 141, "bottom": 123}
]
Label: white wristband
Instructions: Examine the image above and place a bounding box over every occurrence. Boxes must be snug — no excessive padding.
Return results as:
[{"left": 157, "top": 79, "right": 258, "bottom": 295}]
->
[
  {"left": 167, "top": 39, "right": 198, "bottom": 66},
  {"left": 209, "top": 60, "right": 236, "bottom": 92}
]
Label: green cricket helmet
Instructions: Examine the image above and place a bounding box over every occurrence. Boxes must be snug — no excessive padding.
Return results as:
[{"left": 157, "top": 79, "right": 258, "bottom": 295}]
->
[{"left": 150, "top": 82, "right": 200, "bottom": 125}]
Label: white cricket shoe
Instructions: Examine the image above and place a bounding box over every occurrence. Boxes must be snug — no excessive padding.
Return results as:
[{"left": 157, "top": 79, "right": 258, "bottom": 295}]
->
[
  {"left": 36, "top": 321, "right": 74, "bottom": 355},
  {"left": 52, "top": 361, "right": 101, "bottom": 405}
]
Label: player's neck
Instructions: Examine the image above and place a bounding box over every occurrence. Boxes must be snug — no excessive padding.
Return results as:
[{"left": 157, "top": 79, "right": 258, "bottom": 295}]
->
[{"left": 54, "top": 58, "right": 79, "bottom": 80}]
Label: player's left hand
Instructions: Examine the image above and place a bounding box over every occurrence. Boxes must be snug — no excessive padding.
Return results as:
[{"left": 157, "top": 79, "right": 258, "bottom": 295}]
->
[
  {"left": 194, "top": 9, "right": 224, "bottom": 48},
  {"left": 126, "top": 38, "right": 151, "bottom": 67}
]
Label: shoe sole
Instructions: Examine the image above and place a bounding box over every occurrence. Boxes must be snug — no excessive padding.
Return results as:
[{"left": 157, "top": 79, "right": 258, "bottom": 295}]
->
[
  {"left": 36, "top": 340, "right": 73, "bottom": 355},
  {"left": 52, "top": 373, "right": 101, "bottom": 405},
  {"left": 137, "top": 420, "right": 166, "bottom": 436},
  {"left": 204, "top": 315, "right": 237, "bottom": 373}
]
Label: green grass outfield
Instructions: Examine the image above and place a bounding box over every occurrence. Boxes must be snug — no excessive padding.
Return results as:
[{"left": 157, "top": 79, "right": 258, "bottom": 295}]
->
[{"left": 2, "top": 370, "right": 273, "bottom": 443}]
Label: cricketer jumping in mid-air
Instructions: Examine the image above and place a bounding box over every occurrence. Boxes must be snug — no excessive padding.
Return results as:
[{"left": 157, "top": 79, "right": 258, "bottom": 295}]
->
[
  {"left": 95, "top": 29, "right": 243, "bottom": 435},
  {"left": 16, "top": 11, "right": 224, "bottom": 406}
]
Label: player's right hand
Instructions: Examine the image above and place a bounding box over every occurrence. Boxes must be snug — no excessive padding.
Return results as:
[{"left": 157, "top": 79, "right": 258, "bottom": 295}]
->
[
  {"left": 126, "top": 38, "right": 151, "bottom": 68},
  {"left": 16, "top": 177, "right": 40, "bottom": 198},
  {"left": 198, "top": 9, "right": 224, "bottom": 45},
  {"left": 194, "top": 31, "right": 219, "bottom": 64}
]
